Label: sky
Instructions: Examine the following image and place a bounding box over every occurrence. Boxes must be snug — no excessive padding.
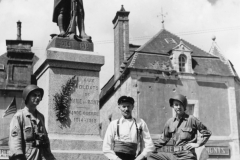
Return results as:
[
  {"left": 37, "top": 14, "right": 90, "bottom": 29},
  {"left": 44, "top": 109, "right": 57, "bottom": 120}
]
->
[{"left": 0, "top": 0, "right": 239, "bottom": 88}]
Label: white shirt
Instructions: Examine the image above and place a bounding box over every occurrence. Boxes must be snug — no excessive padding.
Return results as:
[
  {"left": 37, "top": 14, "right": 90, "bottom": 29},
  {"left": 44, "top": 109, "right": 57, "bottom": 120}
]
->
[{"left": 102, "top": 117, "right": 155, "bottom": 160}]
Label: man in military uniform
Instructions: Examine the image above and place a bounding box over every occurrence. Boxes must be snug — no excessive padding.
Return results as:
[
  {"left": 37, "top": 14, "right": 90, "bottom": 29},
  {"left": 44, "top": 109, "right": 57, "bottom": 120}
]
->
[
  {"left": 149, "top": 94, "right": 212, "bottom": 160},
  {"left": 9, "top": 85, "right": 56, "bottom": 160},
  {"left": 52, "top": 0, "right": 90, "bottom": 40},
  {"left": 103, "top": 96, "right": 155, "bottom": 160}
]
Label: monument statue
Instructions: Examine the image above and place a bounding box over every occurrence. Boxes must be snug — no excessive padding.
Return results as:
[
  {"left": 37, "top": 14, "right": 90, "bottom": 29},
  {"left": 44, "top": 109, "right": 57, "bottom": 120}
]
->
[{"left": 53, "top": 0, "right": 91, "bottom": 42}]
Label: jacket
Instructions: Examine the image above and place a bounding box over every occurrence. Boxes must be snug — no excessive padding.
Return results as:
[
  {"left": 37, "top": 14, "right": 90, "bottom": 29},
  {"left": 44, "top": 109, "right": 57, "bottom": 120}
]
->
[{"left": 9, "top": 107, "right": 55, "bottom": 160}]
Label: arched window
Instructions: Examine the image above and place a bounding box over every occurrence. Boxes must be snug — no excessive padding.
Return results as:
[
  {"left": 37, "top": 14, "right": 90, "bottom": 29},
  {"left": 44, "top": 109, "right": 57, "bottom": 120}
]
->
[{"left": 179, "top": 54, "right": 187, "bottom": 72}]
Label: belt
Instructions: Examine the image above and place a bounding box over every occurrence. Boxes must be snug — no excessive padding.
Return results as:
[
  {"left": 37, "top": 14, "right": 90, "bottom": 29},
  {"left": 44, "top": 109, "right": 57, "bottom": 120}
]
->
[
  {"left": 173, "top": 146, "right": 188, "bottom": 152},
  {"left": 26, "top": 141, "right": 48, "bottom": 147}
]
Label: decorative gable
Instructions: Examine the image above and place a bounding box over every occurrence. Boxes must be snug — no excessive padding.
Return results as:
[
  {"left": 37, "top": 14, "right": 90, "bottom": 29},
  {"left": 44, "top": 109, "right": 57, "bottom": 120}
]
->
[
  {"left": 172, "top": 40, "right": 192, "bottom": 52},
  {"left": 170, "top": 40, "right": 193, "bottom": 73}
]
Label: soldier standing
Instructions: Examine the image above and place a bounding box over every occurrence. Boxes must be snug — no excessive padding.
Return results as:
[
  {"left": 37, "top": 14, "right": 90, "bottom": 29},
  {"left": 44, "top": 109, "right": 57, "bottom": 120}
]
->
[
  {"left": 102, "top": 96, "right": 155, "bottom": 160},
  {"left": 9, "top": 85, "right": 56, "bottom": 160},
  {"left": 149, "top": 94, "right": 212, "bottom": 160}
]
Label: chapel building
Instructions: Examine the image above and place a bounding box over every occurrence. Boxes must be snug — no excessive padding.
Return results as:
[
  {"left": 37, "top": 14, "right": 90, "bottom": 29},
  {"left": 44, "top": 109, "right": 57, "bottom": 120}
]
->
[{"left": 100, "top": 6, "right": 240, "bottom": 160}]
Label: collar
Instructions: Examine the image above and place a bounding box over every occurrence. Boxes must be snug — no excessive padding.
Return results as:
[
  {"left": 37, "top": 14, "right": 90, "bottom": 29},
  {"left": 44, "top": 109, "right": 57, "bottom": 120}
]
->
[
  {"left": 23, "top": 107, "right": 38, "bottom": 116},
  {"left": 23, "top": 107, "right": 31, "bottom": 117},
  {"left": 120, "top": 116, "right": 134, "bottom": 123},
  {"left": 173, "top": 113, "right": 189, "bottom": 121},
  {"left": 23, "top": 107, "right": 40, "bottom": 124}
]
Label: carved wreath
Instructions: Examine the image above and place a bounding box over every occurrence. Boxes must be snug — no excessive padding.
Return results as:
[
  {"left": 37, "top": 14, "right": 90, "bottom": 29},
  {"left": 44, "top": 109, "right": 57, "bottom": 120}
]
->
[{"left": 53, "top": 76, "right": 77, "bottom": 123}]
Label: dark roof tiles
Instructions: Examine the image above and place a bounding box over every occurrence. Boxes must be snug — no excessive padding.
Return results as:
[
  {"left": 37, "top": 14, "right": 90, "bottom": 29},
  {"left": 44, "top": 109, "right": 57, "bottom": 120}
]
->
[
  {"left": 137, "top": 29, "right": 215, "bottom": 57},
  {"left": 193, "top": 57, "right": 234, "bottom": 76},
  {"left": 128, "top": 29, "right": 234, "bottom": 76},
  {"left": 100, "top": 29, "right": 236, "bottom": 101}
]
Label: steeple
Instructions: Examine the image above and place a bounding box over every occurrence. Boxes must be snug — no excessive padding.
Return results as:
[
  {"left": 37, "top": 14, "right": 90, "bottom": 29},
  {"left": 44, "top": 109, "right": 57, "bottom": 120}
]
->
[
  {"left": 120, "top": 5, "right": 125, "bottom": 12},
  {"left": 162, "top": 20, "right": 164, "bottom": 29},
  {"left": 209, "top": 35, "right": 228, "bottom": 63},
  {"left": 161, "top": 8, "right": 167, "bottom": 29}
]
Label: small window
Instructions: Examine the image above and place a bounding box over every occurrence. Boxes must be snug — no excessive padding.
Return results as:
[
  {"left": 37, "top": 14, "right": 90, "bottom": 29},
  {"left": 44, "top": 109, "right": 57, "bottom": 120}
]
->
[
  {"left": 165, "top": 38, "right": 177, "bottom": 44},
  {"left": 179, "top": 54, "right": 186, "bottom": 72},
  {"left": 185, "top": 104, "right": 194, "bottom": 115}
]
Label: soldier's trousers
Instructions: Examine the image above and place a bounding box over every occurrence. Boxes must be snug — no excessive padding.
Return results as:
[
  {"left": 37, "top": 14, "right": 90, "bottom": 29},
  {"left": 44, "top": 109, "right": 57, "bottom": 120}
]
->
[
  {"left": 115, "top": 152, "right": 135, "bottom": 160},
  {"left": 148, "top": 151, "right": 197, "bottom": 160}
]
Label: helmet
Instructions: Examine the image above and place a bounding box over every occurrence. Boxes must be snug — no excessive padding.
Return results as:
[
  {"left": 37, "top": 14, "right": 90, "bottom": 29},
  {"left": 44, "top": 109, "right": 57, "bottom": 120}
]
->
[
  {"left": 169, "top": 94, "right": 187, "bottom": 110},
  {"left": 22, "top": 85, "right": 44, "bottom": 104}
]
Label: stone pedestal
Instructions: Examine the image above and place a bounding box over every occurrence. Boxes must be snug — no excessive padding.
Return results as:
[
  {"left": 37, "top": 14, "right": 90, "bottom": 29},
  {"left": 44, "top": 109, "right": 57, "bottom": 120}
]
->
[
  {"left": 47, "top": 37, "right": 94, "bottom": 52},
  {"left": 33, "top": 48, "right": 106, "bottom": 160}
]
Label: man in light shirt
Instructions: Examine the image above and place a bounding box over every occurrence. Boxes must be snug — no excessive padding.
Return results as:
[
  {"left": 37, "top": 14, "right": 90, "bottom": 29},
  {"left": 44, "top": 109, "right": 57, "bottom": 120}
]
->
[{"left": 102, "top": 96, "right": 155, "bottom": 160}]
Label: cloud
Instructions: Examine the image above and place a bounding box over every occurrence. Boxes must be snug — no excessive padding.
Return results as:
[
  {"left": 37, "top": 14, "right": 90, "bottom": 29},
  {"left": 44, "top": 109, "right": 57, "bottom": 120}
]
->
[{"left": 207, "top": 0, "right": 219, "bottom": 5}]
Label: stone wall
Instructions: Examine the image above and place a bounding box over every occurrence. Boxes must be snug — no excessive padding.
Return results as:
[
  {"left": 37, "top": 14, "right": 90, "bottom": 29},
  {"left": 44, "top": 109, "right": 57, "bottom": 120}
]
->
[
  {"left": 100, "top": 71, "right": 233, "bottom": 137},
  {"left": 234, "top": 80, "right": 240, "bottom": 139},
  {"left": 138, "top": 73, "right": 231, "bottom": 137}
]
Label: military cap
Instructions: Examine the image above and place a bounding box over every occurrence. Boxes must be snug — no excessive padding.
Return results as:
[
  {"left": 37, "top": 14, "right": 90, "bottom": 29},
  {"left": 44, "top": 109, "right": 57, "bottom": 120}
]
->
[
  {"left": 118, "top": 96, "right": 135, "bottom": 105},
  {"left": 169, "top": 94, "right": 187, "bottom": 110}
]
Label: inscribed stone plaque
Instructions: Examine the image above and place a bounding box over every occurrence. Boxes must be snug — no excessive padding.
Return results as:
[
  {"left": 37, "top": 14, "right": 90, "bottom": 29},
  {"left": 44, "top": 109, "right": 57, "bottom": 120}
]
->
[
  {"left": 46, "top": 66, "right": 102, "bottom": 136},
  {"left": 69, "top": 75, "right": 99, "bottom": 134}
]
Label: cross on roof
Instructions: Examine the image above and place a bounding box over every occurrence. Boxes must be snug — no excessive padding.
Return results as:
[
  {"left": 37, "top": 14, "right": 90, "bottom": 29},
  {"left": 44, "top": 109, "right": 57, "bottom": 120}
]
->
[{"left": 160, "top": 8, "right": 167, "bottom": 29}]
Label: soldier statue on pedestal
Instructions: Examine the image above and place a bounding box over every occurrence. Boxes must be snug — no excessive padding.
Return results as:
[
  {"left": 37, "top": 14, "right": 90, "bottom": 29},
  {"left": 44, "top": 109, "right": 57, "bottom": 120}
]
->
[{"left": 52, "top": 0, "right": 91, "bottom": 42}]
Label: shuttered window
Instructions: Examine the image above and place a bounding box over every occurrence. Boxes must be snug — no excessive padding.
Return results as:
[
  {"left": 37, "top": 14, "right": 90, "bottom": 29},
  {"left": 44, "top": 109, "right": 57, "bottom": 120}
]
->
[{"left": 179, "top": 54, "right": 186, "bottom": 72}]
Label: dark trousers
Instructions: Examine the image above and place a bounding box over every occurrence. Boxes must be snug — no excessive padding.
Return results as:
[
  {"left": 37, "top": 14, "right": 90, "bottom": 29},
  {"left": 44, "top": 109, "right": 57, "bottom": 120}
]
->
[
  {"left": 115, "top": 152, "right": 135, "bottom": 160},
  {"left": 148, "top": 151, "right": 197, "bottom": 160}
]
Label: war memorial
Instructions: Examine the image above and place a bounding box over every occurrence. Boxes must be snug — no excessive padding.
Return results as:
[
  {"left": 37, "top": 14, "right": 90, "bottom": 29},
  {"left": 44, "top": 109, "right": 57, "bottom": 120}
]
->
[
  {"left": 33, "top": 0, "right": 106, "bottom": 159},
  {"left": 1, "top": 0, "right": 106, "bottom": 160},
  {"left": 0, "top": 1, "right": 240, "bottom": 160}
]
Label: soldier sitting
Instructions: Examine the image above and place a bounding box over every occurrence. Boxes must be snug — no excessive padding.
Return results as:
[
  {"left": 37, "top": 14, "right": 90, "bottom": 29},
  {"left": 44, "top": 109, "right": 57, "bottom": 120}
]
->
[{"left": 149, "top": 94, "right": 212, "bottom": 160}]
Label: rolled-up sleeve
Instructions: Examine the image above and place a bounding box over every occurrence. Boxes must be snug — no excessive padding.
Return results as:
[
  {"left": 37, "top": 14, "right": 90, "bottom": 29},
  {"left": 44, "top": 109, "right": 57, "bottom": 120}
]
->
[
  {"left": 194, "top": 118, "right": 211, "bottom": 146},
  {"left": 9, "top": 114, "right": 23, "bottom": 156},
  {"left": 154, "top": 119, "right": 172, "bottom": 148},
  {"left": 140, "top": 120, "right": 155, "bottom": 157},
  {"left": 102, "top": 121, "right": 119, "bottom": 160}
]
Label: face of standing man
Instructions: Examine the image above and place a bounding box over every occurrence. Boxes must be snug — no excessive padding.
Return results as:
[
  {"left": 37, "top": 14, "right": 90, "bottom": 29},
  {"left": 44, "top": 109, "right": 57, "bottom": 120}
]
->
[
  {"left": 118, "top": 102, "right": 134, "bottom": 119},
  {"left": 23, "top": 84, "right": 44, "bottom": 107},
  {"left": 26, "top": 90, "right": 42, "bottom": 108},
  {"left": 173, "top": 100, "right": 185, "bottom": 116}
]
